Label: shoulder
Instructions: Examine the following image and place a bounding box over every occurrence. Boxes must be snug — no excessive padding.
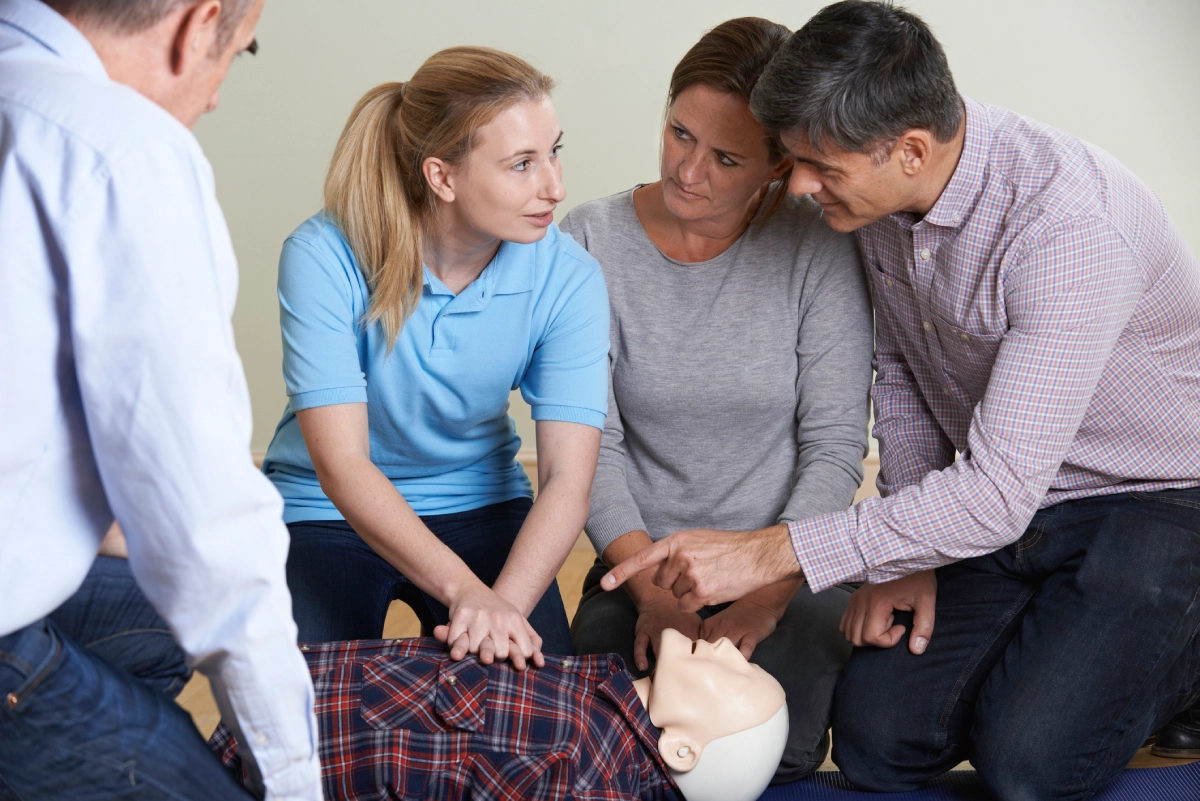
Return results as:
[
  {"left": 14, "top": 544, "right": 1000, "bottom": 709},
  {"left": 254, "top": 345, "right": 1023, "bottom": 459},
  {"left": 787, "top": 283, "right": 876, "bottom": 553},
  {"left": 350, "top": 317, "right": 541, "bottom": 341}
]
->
[
  {"left": 558, "top": 189, "right": 638, "bottom": 249},
  {"left": 755, "top": 192, "right": 861, "bottom": 265},
  {"left": 980, "top": 103, "right": 1106, "bottom": 227},
  {"left": 279, "top": 212, "right": 365, "bottom": 294},
  {"left": 535, "top": 223, "right": 605, "bottom": 282},
  {"left": 0, "top": 59, "right": 206, "bottom": 181},
  {"left": 980, "top": 102, "right": 1159, "bottom": 260}
]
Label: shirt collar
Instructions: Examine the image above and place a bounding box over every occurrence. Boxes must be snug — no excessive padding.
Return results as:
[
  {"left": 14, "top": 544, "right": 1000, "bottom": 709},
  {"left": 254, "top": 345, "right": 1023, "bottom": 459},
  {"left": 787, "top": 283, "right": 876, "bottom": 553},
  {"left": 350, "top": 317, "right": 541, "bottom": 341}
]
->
[
  {"left": 920, "top": 96, "right": 991, "bottom": 230},
  {"left": 0, "top": 0, "right": 108, "bottom": 79},
  {"left": 422, "top": 237, "right": 537, "bottom": 308}
]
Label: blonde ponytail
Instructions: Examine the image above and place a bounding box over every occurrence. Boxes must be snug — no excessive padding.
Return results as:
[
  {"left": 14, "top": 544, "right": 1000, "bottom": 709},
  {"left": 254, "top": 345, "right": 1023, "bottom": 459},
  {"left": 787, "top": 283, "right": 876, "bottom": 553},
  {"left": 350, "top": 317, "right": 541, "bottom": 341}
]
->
[
  {"left": 323, "top": 49, "right": 555, "bottom": 350},
  {"left": 324, "top": 83, "right": 422, "bottom": 349}
]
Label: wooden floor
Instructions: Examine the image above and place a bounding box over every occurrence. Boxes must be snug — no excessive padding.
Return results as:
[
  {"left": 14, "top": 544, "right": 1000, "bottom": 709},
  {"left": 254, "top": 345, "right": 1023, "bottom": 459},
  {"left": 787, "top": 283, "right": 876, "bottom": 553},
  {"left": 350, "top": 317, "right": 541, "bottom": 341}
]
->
[{"left": 174, "top": 457, "right": 1195, "bottom": 773}]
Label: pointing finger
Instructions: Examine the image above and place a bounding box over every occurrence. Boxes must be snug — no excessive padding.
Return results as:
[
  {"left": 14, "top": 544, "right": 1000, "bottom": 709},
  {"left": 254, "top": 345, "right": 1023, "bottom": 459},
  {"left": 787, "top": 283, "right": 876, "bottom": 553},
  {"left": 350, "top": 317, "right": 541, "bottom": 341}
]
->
[{"left": 602, "top": 539, "right": 672, "bottom": 591}]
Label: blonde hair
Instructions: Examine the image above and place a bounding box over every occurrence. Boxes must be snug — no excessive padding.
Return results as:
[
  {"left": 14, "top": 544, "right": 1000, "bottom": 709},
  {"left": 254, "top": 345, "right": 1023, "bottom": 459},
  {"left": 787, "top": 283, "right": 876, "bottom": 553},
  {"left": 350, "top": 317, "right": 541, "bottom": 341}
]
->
[{"left": 324, "top": 47, "right": 554, "bottom": 349}]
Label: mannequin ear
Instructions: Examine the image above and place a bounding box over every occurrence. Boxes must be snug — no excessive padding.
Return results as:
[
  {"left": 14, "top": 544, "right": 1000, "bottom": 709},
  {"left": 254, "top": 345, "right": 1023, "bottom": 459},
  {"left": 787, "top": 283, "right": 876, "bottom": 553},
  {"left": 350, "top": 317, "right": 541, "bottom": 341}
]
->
[{"left": 659, "top": 732, "right": 702, "bottom": 772}]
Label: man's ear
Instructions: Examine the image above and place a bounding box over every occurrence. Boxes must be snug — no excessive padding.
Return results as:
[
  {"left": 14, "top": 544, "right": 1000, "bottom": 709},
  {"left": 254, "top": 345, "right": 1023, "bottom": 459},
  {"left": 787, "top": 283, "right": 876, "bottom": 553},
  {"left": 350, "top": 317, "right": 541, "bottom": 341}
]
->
[
  {"left": 423, "top": 157, "right": 456, "bottom": 204},
  {"left": 170, "top": 0, "right": 222, "bottom": 75},
  {"left": 895, "top": 129, "right": 934, "bottom": 177},
  {"left": 659, "top": 732, "right": 701, "bottom": 772}
]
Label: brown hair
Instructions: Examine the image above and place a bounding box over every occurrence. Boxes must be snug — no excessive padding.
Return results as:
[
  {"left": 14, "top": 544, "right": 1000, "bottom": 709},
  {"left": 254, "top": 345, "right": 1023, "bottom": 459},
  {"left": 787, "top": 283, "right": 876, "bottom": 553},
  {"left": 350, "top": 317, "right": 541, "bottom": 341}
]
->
[
  {"left": 667, "top": 17, "right": 794, "bottom": 218},
  {"left": 324, "top": 47, "right": 554, "bottom": 349}
]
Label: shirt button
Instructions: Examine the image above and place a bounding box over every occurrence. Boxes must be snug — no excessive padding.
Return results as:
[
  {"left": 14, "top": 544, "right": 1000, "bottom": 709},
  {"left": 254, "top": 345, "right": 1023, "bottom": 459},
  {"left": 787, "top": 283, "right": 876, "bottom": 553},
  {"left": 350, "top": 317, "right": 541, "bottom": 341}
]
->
[
  {"left": 562, "top": 660, "right": 572, "bottom": 669},
  {"left": 885, "top": 278, "right": 894, "bottom": 288},
  {"left": 943, "top": 387, "right": 952, "bottom": 396},
  {"left": 959, "top": 332, "right": 970, "bottom": 342},
  {"left": 952, "top": 213, "right": 962, "bottom": 223},
  {"left": 299, "top": 644, "right": 310, "bottom": 652},
  {"left": 923, "top": 320, "right": 934, "bottom": 332},
  {"left": 920, "top": 248, "right": 933, "bottom": 261},
  {"left": 446, "top": 675, "right": 457, "bottom": 686},
  {"left": 256, "top": 732, "right": 269, "bottom": 746}
]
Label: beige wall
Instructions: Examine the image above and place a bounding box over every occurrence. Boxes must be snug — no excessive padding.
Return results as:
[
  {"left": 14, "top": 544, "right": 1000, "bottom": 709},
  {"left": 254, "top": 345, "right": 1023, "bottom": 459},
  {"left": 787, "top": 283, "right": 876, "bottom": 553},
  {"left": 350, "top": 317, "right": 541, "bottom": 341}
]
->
[{"left": 193, "top": 0, "right": 1200, "bottom": 451}]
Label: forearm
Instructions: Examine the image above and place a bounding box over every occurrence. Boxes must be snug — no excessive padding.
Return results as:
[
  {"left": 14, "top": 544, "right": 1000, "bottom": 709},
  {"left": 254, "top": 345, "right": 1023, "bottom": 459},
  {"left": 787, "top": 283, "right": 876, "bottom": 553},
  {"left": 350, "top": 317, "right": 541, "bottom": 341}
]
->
[
  {"left": 493, "top": 469, "right": 590, "bottom": 616},
  {"left": 733, "top": 576, "right": 805, "bottom": 620},
  {"left": 318, "top": 455, "right": 483, "bottom": 606},
  {"left": 872, "top": 354, "right": 956, "bottom": 496}
]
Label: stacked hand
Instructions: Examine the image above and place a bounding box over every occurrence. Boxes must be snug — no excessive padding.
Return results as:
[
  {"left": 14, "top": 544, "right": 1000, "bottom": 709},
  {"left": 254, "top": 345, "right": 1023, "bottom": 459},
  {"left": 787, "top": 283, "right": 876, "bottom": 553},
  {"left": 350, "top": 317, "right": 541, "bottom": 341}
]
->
[
  {"left": 433, "top": 583, "right": 545, "bottom": 670},
  {"left": 840, "top": 569, "right": 936, "bottom": 654}
]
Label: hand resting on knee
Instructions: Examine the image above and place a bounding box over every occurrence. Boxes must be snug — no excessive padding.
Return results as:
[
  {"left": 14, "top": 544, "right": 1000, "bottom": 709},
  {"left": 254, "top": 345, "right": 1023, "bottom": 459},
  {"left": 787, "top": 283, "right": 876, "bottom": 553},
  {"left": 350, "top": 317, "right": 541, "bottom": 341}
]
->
[{"left": 840, "top": 570, "right": 936, "bottom": 655}]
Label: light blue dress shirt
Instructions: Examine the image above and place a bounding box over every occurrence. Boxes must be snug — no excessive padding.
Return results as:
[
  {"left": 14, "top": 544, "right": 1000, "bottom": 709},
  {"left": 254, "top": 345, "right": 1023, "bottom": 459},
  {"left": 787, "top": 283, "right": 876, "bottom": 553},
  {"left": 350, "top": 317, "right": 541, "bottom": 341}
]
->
[
  {"left": 0, "top": 2, "right": 320, "bottom": 797},
  {"left": 262, "top": 213, "right": 610, "bottom": 522}
]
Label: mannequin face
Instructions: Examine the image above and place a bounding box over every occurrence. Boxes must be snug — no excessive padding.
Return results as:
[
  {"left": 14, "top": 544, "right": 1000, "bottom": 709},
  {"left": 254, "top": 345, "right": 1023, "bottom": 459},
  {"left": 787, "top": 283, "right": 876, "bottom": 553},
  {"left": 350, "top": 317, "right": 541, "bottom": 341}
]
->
[{"left": 637, "top": 628, "right": 785, "bottom": 772}]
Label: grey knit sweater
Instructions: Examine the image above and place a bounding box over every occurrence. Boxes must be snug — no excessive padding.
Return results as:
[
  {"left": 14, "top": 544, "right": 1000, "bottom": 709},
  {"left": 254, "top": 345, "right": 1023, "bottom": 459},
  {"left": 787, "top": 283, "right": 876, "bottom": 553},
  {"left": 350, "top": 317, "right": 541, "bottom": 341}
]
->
[{"left": 560, "top": 188, "right": 874, "bottom": 555}]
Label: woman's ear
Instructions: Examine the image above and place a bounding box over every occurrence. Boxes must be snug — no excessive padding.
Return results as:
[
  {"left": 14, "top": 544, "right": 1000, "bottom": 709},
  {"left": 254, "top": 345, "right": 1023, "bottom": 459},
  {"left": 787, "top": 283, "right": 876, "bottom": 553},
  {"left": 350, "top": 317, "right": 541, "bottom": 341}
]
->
[
  {"left": 423, "top": 156, "right": 456, "bottom": 203},
  {"left": 659, "top": 732, "right": 701, "bottom": 772},
  {"left": 770, "top": 155, "right": 795, "bottom": 182}
]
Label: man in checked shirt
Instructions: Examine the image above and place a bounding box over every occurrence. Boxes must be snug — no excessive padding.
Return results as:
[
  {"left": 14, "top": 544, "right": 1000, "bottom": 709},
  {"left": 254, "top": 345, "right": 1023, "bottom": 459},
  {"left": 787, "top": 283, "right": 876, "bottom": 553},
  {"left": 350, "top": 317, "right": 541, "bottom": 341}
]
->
[{"left": 602, "top": 2, "right": 1200, "bottom": 799}]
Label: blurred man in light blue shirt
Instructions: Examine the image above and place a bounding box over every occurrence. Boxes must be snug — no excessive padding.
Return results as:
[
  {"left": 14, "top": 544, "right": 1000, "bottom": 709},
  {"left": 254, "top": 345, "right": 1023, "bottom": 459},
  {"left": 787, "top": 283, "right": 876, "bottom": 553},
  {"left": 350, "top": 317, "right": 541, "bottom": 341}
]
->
[{"left": 0, "top": 1, "right": 322, "bottom": 798}]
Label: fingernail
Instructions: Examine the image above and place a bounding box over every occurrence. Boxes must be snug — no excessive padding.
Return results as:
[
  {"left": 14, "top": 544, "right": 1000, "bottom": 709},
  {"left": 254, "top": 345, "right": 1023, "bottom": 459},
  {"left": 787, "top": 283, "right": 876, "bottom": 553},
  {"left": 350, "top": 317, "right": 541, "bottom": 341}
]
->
[
  {"left": 913, "top": 636, "right": 928, "bottom": 654},
  {"left": 601, "top": 576, "right": 614, "bottom": 589},
  {"left": 638, "top": 662, "right": 646, "bottom": 671}
]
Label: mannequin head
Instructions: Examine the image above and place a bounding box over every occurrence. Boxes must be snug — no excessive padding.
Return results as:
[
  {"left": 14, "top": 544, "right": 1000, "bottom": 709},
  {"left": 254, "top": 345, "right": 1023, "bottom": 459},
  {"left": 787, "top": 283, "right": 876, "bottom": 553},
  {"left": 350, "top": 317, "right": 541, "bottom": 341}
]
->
[{"left": 632, "top": 628, "right": 788, "bottom": 800}]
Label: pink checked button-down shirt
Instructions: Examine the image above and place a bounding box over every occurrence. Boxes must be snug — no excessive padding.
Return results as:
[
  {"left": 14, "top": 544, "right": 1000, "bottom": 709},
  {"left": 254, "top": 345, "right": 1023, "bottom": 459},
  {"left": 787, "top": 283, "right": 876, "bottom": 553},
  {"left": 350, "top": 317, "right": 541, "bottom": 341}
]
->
[{"left": 790, "top": 97, "right": 1200, "bottom": 592}]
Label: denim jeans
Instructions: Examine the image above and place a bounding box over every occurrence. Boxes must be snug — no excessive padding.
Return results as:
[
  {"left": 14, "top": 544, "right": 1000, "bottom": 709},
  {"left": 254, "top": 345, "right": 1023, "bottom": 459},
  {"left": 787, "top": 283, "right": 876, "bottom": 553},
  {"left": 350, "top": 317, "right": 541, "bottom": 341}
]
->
[
  {"left": 0, "top": 557, "right": 251, "bottom": 800},
  {"left": 832, "top": 488, "right": 1200, "bottom": 801},
  {"left": 572, "top": 557, "right": 855, "bottom": 783},
  {"left": 286, "top": 497, "right": 575, "bottom": 654}
]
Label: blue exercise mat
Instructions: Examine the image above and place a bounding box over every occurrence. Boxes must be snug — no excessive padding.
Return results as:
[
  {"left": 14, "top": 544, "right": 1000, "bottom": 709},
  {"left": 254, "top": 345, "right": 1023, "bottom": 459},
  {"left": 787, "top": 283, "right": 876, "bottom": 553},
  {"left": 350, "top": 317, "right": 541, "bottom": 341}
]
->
[{"left": 758, "top": 762, "right": 1200, "bottom": 800}]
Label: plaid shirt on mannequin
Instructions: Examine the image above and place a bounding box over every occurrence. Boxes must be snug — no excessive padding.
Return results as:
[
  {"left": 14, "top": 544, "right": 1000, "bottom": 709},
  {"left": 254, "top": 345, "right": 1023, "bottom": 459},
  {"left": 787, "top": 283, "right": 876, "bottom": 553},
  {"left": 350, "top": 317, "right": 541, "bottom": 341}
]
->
[
  {"left": 211, "top": 639, "right": 681, "bottom": 801},
  {"left": 789, "top": 97, "right": 1200, "bottom": 591}
]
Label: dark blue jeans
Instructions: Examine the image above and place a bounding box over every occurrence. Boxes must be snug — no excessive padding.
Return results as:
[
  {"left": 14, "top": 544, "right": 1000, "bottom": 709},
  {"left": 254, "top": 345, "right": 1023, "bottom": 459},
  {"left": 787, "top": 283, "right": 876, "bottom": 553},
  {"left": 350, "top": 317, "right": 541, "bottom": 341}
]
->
[
  {"left": 286, "top": 497, "right": 574, "bottom": 654},
  {"left": 0, "top": 557, "right": 250, "bottom": 800},
  {"left": 832, "top": 488, "right": 1200, "bottom": 800}
]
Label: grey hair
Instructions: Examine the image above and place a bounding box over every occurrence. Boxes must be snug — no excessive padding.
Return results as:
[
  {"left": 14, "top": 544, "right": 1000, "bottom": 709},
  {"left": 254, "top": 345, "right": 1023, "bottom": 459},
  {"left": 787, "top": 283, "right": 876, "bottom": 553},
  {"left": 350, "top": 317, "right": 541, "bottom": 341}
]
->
[
  {"left": 749, "top": 0, "right": 961, "bottom": 161},
  {"left": 46, "top": 0, "right": 252, "bottom": 51}
]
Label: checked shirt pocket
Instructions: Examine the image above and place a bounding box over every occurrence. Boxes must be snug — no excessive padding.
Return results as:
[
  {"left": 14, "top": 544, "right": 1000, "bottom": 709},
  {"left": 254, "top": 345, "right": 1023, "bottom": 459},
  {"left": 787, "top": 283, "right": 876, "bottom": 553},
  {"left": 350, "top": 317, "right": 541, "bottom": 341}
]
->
[
  {"left": 360, "top": 655, "right": 488, "bottom": 734},
  {"left": 934, "top": 315, "right": 1002, "bottom": 402}
]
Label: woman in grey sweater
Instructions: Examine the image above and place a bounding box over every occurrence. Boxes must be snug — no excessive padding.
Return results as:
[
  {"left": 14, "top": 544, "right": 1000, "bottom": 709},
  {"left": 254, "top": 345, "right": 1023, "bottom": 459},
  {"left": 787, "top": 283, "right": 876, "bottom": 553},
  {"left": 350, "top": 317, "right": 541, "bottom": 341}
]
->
[{"left": 560, "top": 18, "right": 873, "bottom": 782}]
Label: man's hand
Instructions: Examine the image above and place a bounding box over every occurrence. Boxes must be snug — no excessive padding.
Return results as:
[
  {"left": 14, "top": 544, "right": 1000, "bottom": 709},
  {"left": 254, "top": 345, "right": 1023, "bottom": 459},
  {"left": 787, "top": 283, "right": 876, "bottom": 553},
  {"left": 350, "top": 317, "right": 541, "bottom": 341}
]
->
[
  {"left": 602, "top": 525, "right": 802, "bottom": 613},
  {"left": 839, "top": 569, "right": 937, "bottom": 655},
  {"left": 700, "top": 599, "right": 778, "bottom": 660},
  {"left": 632, "top": 597, "right": 702, "bottom": 673}
]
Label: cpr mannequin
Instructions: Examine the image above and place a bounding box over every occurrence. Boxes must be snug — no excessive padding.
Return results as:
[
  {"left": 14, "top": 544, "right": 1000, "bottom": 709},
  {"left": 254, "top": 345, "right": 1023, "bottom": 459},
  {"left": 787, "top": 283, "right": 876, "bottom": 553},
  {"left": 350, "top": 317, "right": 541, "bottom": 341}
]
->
[
  {"left": 211, "top": 631, "right": 786, "bottom": 800},
  {"left": 635, "top": 628, "right": 789, "bottom": 801}
]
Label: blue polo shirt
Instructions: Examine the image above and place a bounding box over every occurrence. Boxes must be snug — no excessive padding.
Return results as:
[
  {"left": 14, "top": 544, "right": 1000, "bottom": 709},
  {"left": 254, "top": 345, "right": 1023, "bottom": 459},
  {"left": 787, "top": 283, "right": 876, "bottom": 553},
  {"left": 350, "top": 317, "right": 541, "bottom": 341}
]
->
[{"left": 262, "top": 212, "right": 610, "bottom": 522}]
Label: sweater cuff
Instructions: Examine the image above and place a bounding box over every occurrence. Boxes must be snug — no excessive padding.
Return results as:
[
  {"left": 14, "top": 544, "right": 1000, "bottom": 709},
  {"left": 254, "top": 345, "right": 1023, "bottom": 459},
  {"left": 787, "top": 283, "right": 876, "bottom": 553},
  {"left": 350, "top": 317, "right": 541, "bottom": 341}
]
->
[
  {"left": 778, "top": 460, "right": 862, "bottom": 524},
  {"left": 585, "top": 506, "right": 648, "bottom": 557},
  {"left": 787, "top": 509, "right": 868, "bottom": 592}
]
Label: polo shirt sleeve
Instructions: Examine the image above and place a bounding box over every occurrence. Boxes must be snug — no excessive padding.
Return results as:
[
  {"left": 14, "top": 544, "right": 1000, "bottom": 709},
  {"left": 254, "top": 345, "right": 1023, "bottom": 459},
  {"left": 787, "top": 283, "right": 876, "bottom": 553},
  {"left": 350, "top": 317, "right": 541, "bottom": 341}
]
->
[
  {"left": 277, "top": 228, "right": 369, "bottom": 411},
  {"left": 520, "top": 253, "right": 610, "bottom": 430}
]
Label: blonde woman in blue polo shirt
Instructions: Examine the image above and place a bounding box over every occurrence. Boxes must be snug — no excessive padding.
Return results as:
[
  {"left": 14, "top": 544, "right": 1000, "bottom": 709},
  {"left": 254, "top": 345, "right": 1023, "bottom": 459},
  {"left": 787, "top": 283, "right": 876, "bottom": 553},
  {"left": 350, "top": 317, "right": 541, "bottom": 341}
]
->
[{"left": 260, "top": 48, "right": 608, "bottom": 667}]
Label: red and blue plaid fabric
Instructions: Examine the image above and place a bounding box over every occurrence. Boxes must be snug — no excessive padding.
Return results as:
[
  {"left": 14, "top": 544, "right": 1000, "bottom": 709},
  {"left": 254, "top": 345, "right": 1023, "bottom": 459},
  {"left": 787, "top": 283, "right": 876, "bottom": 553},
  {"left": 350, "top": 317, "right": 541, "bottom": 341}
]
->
[
  {"left": 210, "top": 638, "right": 681, "bottom": 801},
  {"left": 790, "top": 97, "right": 1200, "bottom": 591}
]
